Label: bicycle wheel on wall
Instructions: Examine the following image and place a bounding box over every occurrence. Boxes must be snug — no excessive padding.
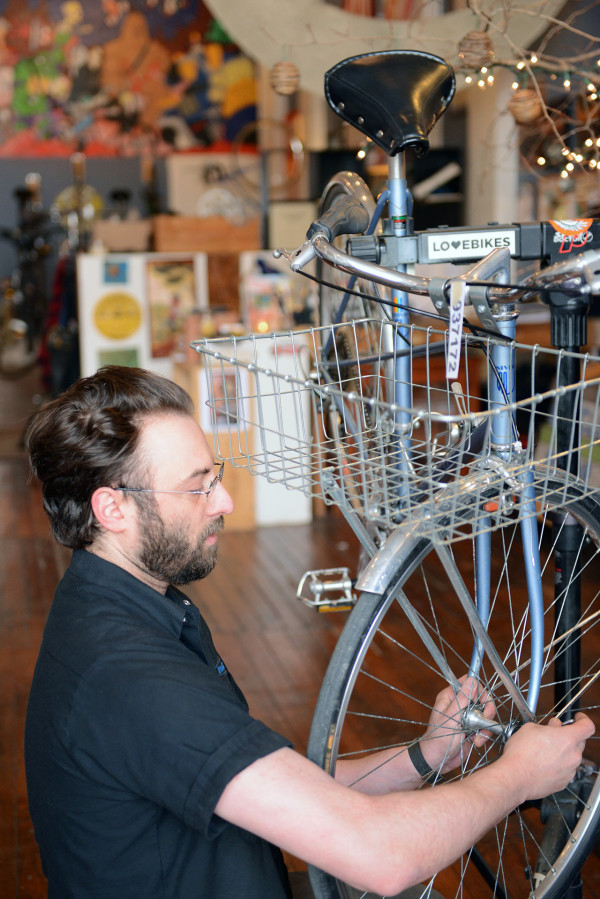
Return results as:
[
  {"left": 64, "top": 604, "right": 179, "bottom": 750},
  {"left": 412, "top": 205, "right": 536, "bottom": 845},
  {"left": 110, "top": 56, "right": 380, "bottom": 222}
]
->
[{"left": 307, "top": 483, "right": 600, "bottom": 899}]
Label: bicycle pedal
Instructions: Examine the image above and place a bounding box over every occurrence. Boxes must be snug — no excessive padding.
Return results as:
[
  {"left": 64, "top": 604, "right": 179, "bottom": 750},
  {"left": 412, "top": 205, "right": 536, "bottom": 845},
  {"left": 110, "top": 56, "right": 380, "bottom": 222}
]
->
[{"left": 296, "top": 568, "right": 356, "bottom": 612}]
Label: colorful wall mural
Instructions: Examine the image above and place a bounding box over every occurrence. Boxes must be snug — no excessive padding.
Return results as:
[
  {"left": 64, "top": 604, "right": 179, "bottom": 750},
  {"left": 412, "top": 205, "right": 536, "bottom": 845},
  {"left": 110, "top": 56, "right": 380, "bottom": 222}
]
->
[{"left": 0, "top": 0, "right": 257, "bottom": 156}]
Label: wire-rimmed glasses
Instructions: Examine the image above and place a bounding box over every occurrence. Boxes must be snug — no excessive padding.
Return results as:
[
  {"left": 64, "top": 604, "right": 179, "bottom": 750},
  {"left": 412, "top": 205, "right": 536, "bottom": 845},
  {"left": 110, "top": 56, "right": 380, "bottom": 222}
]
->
[{"left": 115, "top": 461, "right": 225, "bottom": 502}]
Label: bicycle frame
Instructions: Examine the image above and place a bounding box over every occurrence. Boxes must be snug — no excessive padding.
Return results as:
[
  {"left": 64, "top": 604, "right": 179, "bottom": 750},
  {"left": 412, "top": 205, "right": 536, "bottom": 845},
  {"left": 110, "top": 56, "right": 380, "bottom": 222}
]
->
[{"left": 312, "top": 150, "right": 597, "bottom": 723}]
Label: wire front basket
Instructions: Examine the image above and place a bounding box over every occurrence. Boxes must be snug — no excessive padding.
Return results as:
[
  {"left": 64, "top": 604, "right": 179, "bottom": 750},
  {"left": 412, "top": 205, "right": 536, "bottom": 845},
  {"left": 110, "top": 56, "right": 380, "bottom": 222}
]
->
[{"left": 192, "top": 319, "right": 600, "bottom": 543}]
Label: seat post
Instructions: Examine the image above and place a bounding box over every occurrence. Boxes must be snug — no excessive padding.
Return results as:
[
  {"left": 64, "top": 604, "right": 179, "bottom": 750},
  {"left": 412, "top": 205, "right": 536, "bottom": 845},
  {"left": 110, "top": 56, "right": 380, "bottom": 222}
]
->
[{"left": 388, "top": 153, "right": 408, "bottom": 239}]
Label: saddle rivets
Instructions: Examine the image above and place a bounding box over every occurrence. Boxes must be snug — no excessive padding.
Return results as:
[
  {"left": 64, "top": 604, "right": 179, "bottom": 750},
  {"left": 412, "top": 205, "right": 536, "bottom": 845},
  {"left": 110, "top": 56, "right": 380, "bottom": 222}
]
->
[
  {"left": 357, "top": 116, "right": 364, "bottom": 125},
  {"left": 338, "top": 102, "right": 345, "bottom": 111},
  {"left": 377, "top": 130, "right": 384, "bottom": 138}
]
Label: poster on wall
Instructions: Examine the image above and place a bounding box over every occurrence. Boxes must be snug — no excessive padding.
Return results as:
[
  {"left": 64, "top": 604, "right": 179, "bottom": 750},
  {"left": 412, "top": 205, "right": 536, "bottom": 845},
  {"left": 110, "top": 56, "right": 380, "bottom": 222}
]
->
[
  {"left": 0, "top": 1, "right": 257, "bottom": 157},
  {"left": 77, "top": 251, "right": 208, "bottom": 378},
  {"left": 146, "top": 256, "right": 197, "bottom": 358}
]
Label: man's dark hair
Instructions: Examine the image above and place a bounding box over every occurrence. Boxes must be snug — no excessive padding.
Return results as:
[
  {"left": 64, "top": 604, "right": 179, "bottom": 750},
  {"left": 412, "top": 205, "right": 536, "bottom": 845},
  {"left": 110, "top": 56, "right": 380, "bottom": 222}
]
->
[{"left": 25, "top": 366, "right": 194, "bottom": 549}]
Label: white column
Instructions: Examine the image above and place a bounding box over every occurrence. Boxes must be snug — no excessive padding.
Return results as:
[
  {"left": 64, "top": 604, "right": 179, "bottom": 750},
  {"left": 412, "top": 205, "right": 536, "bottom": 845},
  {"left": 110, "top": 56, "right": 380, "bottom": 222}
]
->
[{"left": 464, "top": 69, "right": 520, "bottom": 227}]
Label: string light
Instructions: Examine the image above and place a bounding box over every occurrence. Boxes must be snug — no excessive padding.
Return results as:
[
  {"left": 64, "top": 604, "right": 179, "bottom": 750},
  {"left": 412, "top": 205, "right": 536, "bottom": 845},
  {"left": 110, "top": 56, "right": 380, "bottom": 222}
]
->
[{"left": 456, "top": 33, "right": 600, "bottom": 177}]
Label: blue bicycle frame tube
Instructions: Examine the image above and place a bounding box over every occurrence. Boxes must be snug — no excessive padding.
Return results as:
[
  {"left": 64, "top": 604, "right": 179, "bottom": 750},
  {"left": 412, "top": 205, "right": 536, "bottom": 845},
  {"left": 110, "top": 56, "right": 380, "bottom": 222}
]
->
[
  {"left": 388, "top": 155, "right": 412, "bottom": 420},
  {"left": 472, "top": 314, "right": 544, "bottom": 714},
  {"left": 388, "top": 157, "right": 413, "bottom": 502}
]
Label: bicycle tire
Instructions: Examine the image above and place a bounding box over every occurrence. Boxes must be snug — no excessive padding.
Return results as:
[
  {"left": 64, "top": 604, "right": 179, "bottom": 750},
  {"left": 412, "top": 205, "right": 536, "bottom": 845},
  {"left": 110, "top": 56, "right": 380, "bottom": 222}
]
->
[
  {"left": 317, "top": 174, "right": 389, "bottom": 332},
  {"left": 307, "top": 478, "right": 600, "bottom": 899},
  {"left": 315, "top": 176, "right": 396, "bottom": 549}
]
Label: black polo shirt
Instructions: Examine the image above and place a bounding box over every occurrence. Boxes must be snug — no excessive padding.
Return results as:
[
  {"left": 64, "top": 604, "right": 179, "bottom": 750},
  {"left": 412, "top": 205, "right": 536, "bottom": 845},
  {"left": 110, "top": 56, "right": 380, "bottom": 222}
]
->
[{"left": 25, "top": 550, "right": 293, "bottom": 899}]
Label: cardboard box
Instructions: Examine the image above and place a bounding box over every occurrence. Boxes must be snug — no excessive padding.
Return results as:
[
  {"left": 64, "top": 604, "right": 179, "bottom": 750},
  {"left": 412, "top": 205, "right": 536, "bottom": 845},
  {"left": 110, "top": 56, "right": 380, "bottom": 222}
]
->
[{"left": 153, "top": 215, "right": 261, "bottom": 254}]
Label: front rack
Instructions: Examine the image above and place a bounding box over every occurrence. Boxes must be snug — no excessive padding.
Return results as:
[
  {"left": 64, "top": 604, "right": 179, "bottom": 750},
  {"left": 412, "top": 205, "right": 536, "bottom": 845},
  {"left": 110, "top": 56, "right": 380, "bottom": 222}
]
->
[{"left": 192, "top": 319, "right": 600, "bottom": 544}]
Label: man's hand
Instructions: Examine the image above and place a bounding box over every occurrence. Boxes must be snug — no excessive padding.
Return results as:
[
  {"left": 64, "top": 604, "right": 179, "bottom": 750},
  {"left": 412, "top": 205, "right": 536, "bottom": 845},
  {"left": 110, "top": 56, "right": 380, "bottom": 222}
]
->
[
  {"left": 420, "top": 675, "right": 494, "bottom": 774},
  {"left": 501, "top": 713, "right": 595, "bottom": 801}
]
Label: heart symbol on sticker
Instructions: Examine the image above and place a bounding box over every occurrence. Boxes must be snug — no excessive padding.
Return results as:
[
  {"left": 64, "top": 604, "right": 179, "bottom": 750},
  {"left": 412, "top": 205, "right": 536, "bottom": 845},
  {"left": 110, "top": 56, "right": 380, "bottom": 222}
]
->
[{"left": 452, "top": 241, "right": 460, "bottom": 248}]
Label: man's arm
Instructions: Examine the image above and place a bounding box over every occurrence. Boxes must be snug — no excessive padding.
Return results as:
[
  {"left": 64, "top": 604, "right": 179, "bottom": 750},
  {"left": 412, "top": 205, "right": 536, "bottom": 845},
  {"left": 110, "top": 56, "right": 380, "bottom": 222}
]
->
[
  {"left": 214, "top": 713, "right": 594, "bottom": 896},
  {"left": 334, "top": 675, "right": 495, "bottom": 794}
]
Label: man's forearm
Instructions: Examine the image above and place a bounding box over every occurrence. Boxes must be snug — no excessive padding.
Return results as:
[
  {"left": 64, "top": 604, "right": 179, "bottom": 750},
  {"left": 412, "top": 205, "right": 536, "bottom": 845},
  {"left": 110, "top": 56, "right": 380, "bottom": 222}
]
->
[
  {"left": 357, "top": 756, "right": 525, "bottom": 894},
  {"left": 335, "top": 745, "right": 424, "bottom": 794}
]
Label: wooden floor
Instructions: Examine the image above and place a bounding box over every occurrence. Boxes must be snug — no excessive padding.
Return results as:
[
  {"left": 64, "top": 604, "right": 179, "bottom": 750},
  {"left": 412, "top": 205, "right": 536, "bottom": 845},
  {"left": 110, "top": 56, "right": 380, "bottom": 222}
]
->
[{"left": 2, "top": 379, "right": 600, "bottom": 898}]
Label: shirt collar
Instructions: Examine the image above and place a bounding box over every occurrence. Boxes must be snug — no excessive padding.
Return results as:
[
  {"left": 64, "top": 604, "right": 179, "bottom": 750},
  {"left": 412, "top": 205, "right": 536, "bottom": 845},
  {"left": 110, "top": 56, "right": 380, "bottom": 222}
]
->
[{"left": 67, "top": 549, "right": 196, "bottom": 638}]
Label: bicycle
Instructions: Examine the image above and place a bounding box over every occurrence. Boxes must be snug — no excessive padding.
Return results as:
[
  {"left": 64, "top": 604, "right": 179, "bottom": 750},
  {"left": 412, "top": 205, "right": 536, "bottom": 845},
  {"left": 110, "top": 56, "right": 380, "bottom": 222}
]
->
[
  {"left": 0, "top": 186, "right": 56, "bottom": 379},
  {"left": 193, "top": 50, "right": 600, "bottom": 899}
]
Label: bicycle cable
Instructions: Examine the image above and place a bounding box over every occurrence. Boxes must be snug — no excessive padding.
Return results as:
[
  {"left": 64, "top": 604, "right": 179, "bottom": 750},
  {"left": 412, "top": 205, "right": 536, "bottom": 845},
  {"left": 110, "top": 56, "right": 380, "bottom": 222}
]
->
[{"left": 300, "top": 267, "right": 518, "bottom": 429}]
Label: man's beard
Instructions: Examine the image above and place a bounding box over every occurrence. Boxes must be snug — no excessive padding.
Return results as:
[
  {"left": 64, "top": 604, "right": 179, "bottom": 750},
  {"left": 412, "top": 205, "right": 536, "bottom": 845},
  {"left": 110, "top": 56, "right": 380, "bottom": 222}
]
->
[{"left": 137, "top": 501, "right": 224, "bottom": 585}]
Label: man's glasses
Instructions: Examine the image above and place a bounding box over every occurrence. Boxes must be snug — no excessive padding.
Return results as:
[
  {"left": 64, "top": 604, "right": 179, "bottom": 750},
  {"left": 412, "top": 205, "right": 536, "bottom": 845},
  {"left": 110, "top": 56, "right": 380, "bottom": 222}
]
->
[{"left": 116, "top": 461, "right": 225, "bottom": 502}]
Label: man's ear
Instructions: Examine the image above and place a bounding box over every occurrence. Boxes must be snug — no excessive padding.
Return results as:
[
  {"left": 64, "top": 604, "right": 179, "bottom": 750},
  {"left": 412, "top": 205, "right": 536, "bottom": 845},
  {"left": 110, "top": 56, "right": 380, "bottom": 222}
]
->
[{"left": 91, "top": 487, "right": 131, "bottom": 534}]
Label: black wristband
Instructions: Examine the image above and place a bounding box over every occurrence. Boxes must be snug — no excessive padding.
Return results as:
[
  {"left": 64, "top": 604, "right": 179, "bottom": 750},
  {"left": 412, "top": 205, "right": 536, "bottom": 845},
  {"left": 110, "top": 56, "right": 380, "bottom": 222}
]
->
[{"left": 408, "top": 741, "right": 438, "bottom": 784}]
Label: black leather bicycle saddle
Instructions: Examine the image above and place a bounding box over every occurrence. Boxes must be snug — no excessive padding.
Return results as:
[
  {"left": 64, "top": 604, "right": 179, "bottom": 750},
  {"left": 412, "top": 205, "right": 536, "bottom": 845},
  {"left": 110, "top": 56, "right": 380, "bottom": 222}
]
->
[{"left": 325, "top": 50, "right": 455, "bottom": 157}]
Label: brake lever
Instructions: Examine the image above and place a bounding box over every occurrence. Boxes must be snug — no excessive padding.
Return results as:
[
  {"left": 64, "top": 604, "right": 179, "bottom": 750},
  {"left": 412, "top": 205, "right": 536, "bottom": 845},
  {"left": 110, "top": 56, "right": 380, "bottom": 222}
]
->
[{"left": 273, "top": 238, "right": 317, "bottom": 272}]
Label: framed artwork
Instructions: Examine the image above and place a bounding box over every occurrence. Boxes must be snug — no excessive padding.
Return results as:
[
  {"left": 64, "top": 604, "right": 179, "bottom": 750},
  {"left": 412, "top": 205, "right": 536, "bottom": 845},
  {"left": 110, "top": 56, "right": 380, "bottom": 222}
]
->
[
  {"left": 0, "top": 3, "right": 257, "bottom": 157},
  {"left": 146, "top": 256, "right": 200, "bottom": 358},
  {"left": 200, "top": 365, "right": 248, "bottom": 434}
]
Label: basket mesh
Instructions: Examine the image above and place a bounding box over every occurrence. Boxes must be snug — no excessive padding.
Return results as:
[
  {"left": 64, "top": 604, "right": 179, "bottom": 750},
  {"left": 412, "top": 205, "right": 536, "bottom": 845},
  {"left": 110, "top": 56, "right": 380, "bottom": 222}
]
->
[{"left": 192, "top": 319, "right": 600, "bottom": 543}]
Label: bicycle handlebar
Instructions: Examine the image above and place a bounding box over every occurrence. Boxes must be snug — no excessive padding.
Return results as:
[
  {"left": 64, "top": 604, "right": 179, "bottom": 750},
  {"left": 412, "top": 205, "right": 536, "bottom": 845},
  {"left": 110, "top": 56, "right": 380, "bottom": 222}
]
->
[
  {"left": 275, "top": 225, "right": 600, "bottom": 309},
  {"left": 306, "top": 194, "right": 370, "bottom": 243}
]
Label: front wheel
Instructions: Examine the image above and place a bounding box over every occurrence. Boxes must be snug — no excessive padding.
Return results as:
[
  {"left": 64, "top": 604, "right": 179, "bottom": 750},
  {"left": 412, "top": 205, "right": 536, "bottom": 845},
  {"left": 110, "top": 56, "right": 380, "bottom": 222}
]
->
[{"left": 308, "top": 486, "right": 600, "bottom": 899}]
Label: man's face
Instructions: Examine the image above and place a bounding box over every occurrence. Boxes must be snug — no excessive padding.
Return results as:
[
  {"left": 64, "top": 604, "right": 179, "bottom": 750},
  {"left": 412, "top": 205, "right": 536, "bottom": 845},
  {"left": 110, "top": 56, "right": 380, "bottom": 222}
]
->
[
  {"left": 130, "top": 413, "right": 233, "bottom": 587},
  {"left": 137, "top": 497, "right": 223, "bottom": 585}
]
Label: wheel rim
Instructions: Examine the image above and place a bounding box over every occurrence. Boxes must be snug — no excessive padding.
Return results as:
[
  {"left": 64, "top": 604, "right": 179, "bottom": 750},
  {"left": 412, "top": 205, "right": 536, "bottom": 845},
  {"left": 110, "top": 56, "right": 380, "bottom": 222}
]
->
[{"left": 308, "top": 494, "right": 600, "bottom": 899}]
